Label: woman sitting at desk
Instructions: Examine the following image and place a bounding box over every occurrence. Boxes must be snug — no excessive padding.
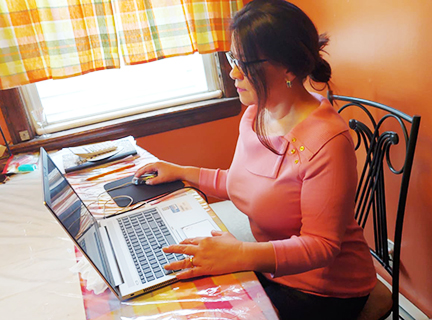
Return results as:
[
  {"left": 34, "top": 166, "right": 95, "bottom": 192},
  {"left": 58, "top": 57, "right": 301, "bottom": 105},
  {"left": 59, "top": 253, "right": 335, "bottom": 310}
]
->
[{"left": 134, "top": 0, "right": 376, "bottom": 319}]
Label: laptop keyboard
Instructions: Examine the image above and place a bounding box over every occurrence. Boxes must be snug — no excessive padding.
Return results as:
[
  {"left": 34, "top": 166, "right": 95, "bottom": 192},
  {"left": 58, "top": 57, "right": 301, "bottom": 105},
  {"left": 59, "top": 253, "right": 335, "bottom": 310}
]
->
[{"left": 118, "top": 208, "right": 186, "bottom": 284}]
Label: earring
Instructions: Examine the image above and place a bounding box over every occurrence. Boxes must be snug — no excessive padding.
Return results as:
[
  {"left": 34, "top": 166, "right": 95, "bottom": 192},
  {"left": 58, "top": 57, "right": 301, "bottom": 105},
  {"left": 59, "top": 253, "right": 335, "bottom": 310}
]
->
[{"left": 286, "top": 80, "right": 292, "bottom": 88}]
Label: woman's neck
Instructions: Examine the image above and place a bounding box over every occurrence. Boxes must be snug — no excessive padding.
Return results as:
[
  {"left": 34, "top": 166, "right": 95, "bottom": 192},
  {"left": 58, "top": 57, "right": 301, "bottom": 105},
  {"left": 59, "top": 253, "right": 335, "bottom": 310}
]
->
[{"left": 264, "top": 87, "right": 320, "bottom": 136}]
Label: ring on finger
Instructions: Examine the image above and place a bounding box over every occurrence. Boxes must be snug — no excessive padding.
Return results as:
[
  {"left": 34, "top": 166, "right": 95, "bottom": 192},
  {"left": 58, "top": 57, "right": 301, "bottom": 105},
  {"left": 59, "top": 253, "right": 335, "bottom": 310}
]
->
[{"left": 189, "top": 256, "right": 195, "bottom": 268}]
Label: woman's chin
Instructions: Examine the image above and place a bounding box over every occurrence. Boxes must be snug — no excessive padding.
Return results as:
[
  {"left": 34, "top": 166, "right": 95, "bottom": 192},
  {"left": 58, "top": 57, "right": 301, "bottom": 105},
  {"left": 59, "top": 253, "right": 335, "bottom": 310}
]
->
[{"left": 238, "top": 93, "right": 255, "bottom": 106}]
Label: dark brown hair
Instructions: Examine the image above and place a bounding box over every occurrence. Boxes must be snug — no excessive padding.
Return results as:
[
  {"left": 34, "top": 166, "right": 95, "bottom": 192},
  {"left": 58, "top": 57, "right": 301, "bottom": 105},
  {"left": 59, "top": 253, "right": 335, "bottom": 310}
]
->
[{"left": 230, "top": 0, "right": 331, "bottom": 154}]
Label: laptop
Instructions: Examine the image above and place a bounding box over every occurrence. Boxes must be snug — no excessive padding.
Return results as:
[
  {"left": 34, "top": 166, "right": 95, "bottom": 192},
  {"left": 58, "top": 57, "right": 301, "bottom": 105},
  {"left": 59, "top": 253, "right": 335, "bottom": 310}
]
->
[{"left": 40, "top": 147, "right": 221, "bottom": 300}]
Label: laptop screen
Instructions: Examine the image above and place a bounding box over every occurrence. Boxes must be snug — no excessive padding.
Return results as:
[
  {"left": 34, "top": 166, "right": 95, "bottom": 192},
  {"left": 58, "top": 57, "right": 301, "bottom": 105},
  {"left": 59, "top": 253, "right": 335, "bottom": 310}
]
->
[{"left": 40, "top": 147, "right": 115, "bottom": 290}]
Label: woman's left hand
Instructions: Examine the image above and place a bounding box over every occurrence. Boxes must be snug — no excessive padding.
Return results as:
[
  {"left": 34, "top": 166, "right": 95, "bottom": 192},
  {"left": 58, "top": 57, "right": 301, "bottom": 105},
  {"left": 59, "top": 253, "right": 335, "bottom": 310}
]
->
[{"left": 162, "top": 230, "right": 245, "bottom": 279}]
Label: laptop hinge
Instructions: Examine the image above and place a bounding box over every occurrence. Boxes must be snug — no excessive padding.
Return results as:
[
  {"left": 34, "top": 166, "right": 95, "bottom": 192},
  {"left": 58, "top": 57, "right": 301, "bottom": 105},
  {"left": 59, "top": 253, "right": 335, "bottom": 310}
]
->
[{"left": 99, "top": 226, "right": 123, "bottom": 287}]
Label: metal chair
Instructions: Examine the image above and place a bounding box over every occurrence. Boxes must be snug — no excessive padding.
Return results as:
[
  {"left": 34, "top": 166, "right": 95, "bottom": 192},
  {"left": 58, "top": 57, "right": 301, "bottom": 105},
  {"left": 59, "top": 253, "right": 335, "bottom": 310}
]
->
[{"left": 328, "top": 92, "right": 421, "bottom": 320}]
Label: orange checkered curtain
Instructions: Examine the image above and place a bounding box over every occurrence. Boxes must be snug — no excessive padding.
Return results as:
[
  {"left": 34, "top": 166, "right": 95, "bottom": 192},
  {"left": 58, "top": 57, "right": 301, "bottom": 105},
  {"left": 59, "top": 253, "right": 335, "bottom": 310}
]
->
[
  {"left": 0, "top": 0, "right": 243, "bottom": 89},
  {"left": 0, "top": 0, "right": 119, "bottom": 89},
  {"left": 114, "top": 0, "right": 243, "bottom": 64}
]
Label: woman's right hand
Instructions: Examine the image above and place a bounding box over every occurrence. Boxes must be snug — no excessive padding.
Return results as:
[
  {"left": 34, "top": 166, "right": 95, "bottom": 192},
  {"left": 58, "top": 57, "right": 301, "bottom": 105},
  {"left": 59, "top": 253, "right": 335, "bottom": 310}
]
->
[{"left": 133, "top": 161, "right": 184, "bottom": 185}]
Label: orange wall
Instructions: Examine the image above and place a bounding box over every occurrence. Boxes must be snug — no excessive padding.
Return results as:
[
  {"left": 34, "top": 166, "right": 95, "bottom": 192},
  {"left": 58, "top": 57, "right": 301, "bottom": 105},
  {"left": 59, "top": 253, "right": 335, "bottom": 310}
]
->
[
  {"left": 136, "top": 110, "right": 245, "bottom": 169},
  {"left": 289, "top": 0, "right": 432, "bottom": 316}
]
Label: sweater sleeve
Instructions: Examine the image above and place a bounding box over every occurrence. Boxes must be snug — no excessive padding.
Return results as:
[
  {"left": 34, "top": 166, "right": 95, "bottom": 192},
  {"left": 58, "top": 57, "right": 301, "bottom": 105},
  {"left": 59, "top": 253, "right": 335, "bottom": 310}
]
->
[
  {"left": 199, "top": 168, "right": 230, "bottom": 200},
  {"left": 271, "top": 132, "right": 358, "bottom": 276}
]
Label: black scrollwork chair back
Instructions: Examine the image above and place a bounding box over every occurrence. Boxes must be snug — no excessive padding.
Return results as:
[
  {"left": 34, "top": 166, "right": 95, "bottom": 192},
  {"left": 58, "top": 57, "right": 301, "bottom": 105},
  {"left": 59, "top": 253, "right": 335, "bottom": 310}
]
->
[{"left": 328, "top": 92, "right": 420, "bottom": 320}]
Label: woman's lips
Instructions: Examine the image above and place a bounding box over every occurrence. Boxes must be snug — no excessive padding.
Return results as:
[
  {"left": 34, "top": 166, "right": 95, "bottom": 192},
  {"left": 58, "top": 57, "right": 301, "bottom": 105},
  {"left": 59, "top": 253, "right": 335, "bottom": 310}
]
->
[{"left": 236, "top": 87, "right": 246, "bottom": 93}]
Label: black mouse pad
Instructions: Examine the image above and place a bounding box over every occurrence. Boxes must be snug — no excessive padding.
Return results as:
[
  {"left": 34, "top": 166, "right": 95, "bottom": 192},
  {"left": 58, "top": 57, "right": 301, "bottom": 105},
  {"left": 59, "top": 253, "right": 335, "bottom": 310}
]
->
[{"left": 104, "top": 175, "right": 185, "bottom": 207}]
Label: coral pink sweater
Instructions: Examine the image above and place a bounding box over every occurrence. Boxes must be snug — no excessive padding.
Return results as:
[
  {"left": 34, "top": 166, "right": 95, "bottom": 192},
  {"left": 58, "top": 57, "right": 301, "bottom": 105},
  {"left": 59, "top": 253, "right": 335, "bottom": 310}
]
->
[{"left": 199, "top": 94, "right": 376, "bottom": 298}]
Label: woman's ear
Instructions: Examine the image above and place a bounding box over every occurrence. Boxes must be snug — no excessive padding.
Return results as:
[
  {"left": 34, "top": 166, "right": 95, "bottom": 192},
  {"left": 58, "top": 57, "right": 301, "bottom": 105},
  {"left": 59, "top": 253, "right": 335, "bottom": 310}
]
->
[{"left": 285, "top": 70, "right": 296, "bottom": 83}]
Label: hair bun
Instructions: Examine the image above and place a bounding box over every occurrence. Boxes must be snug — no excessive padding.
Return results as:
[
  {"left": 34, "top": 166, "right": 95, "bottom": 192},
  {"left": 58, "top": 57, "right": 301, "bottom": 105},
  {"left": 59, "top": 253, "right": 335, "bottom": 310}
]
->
[
  {"left": 310, "top": 57, "right": 331, "bottom": 83},
  {"left": 310, "top": 33, "right": 331, "bottom": 83}
]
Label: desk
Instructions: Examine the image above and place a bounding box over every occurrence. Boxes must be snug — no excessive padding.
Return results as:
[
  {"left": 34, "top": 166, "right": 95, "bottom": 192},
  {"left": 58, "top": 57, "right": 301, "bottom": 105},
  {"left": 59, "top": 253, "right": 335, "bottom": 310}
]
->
[{"left": 0, "top": 147, "right": 278, "bottom": 320}]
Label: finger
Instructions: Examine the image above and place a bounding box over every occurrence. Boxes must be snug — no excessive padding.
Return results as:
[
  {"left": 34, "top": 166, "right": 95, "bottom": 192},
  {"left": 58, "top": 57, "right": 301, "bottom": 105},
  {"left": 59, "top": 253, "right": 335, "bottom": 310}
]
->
[
  {"left": 144, "top": 167, "right": 170, "bottom": 185},
  {"left": 134, "top": 163, "right": 158, "bottom": 178},
  {"left": 164, "top": 259, "right": 189, "bottom": 271},
  {"left": 144, "top": 175, "right": 161, "bottom": 185},
  {"left": 180, "top": 238, "right": 197, "bottom": 245},
  {"left": 211, "top": 230, "right": 224, "bottom": 236},
  {"left": 175, "top": 267, "right": 203, "bottom": 280},
  {"left": 179, "top": 237, "right": 205, "bottom": 245},
  {"left": 163, "top": 244, "right": 196, "bottom": 256},
  {"left": 164, "top": 255, "right": 195, "bottom": 270}
]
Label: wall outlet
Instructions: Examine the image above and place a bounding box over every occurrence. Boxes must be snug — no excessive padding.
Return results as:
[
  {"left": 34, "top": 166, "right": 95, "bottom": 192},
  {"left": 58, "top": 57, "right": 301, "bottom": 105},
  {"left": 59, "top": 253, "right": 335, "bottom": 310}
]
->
[
  {"left": 19, "top": 130, "right": 30, "bottom": 141},
  {"left": 388, "top": 239, "right": 394, "bottom": 267}
]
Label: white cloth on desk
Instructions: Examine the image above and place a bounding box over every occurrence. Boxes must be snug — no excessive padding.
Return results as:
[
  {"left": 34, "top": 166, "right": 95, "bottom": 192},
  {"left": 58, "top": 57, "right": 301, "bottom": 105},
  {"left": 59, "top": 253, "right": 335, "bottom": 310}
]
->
[{"left": 0, "top": 169, "right": 86, "bottom": 320}]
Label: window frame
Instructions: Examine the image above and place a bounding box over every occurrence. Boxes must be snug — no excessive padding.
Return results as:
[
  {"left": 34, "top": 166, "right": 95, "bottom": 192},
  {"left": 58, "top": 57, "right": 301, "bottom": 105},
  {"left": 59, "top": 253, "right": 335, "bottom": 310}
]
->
[{"left": 0, "top": 52, "right": 240, "bottom": 154}]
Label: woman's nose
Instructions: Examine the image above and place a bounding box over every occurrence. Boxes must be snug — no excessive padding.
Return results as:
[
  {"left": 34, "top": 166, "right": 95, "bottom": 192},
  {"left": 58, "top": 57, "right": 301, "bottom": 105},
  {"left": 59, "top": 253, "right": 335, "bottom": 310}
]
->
[{"left": 229, "top": 65, "right": 244, "bottom": 80}]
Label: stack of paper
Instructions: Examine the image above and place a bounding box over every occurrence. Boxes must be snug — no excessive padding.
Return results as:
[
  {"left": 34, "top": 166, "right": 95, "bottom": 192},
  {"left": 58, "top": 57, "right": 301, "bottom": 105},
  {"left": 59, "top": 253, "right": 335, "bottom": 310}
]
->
[{"left": 62, "top": 136, "right": 137, "bottom": 173}]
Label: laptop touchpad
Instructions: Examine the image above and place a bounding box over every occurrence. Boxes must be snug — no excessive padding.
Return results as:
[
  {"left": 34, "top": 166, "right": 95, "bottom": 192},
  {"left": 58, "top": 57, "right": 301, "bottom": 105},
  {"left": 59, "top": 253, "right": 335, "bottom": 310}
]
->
[{"left": 182, "top": 220, "right": 217, "bottom": 238}]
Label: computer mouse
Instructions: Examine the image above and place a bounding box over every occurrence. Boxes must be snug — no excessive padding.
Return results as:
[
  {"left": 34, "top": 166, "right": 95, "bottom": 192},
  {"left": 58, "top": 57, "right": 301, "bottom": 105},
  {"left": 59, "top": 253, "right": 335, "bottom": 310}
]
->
[{"left": 132, "top": 172, "right": 158, "bottom": 185}]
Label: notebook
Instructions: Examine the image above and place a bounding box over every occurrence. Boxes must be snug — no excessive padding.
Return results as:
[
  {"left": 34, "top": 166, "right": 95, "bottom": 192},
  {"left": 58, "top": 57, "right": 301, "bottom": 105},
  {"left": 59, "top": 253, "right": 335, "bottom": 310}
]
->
[{"left": 40, "top": 147, "right": 221, "bottom": 300}]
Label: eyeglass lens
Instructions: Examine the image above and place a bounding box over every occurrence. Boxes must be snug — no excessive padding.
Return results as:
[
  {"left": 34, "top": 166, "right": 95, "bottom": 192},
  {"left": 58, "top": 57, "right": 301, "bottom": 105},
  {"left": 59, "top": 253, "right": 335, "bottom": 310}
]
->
[
  {"left": 226, "top": 52, "right": 238, "bottom": 69},
  {"left": 226, "top": 51, "right": 267, "bottom": 73}
]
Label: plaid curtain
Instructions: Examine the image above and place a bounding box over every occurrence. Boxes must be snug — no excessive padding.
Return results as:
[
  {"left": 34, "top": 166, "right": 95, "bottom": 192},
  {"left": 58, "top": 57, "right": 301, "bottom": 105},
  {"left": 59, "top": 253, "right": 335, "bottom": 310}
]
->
[
  {"left": 0, "top": 0, "right": 119, "bottom": 89},
  {"left": 114, "top": 0, "right": 243, "bottom": 64},
  {"left": 0, "top": 0, "right": 243, "bottom": 90}
]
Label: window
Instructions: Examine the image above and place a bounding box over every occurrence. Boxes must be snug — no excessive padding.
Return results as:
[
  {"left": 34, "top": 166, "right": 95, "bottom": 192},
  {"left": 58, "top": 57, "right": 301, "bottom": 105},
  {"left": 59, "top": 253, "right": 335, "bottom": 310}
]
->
[
  {"left": 0, "top": 0, "right": 243, "bottom": 153},
  {"left": 0, "top": 52, "right": 239, "bottom": 154},
  {"left": 21, "top": 53, "right": 222, "bottom": 135}
]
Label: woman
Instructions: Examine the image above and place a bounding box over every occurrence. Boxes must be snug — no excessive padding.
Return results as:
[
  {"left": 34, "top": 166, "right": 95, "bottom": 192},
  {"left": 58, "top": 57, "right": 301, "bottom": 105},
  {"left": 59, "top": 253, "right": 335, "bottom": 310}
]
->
[{"left": 134, "top": 0, "right": 376, "bottom": 319}]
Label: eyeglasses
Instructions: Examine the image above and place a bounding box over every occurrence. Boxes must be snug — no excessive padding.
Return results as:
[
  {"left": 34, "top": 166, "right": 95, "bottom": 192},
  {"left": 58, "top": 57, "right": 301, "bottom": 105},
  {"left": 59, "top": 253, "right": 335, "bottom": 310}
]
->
[{"left": 225, "top": 51, "right": 267, "bottom": 73}]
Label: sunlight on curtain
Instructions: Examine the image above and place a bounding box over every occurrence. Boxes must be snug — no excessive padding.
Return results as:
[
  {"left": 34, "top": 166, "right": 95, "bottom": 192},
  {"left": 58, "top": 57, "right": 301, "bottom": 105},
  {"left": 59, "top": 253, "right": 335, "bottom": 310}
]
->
[
  {"left": 114, "top": 0, "right": 243, "bottom": 64},
  {"left": 0, "top": 0, "right": 243, "bottom": 90},
  {"left": 0, "top": 0, "right": 119, "bottom": 89}
]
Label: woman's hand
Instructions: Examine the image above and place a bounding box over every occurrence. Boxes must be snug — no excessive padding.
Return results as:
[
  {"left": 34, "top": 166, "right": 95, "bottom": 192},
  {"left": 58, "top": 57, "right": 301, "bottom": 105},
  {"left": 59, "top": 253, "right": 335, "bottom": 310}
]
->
[
  {"left": 163, "top": 230, "right": 247, "bottom": 279},
  {"left": 134, "top": 161, "right": 199, "bottom": 185},
  {"left": 134, "top": 161, "right": 181, "bottom": 185}
]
